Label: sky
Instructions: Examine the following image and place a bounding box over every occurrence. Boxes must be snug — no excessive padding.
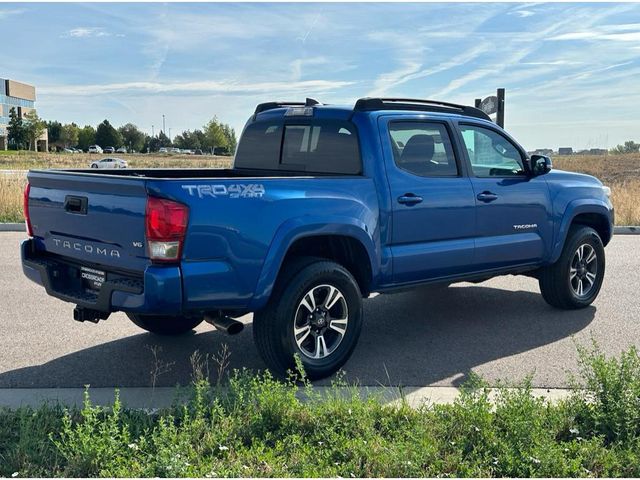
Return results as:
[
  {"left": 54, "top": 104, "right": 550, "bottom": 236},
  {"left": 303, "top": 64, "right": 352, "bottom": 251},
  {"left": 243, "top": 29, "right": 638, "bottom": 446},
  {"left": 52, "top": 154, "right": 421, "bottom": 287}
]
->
[{"left": 3, "top": 2, "right": 640, "bottom": 151}]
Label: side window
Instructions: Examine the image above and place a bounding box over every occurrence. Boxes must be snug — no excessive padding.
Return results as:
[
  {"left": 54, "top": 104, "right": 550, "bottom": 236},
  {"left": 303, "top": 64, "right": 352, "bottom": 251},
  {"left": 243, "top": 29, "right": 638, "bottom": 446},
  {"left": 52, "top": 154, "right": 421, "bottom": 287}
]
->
[
  {"left": 460, "top": 125, "right": 525, "bottom": 177},
  {"left": 389, "top": 122, "right": 458, "bottom": 177}
]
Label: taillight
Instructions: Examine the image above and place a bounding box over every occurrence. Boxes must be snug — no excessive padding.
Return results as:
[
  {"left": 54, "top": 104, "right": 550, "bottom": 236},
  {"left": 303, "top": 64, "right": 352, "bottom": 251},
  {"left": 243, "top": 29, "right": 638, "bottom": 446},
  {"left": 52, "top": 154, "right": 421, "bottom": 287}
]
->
[
  {"left": 145, "top": 196, "right": 189, "bottom": 263},
  {"left": 23, "top": 183, "right": 33, "bottom": 237}
]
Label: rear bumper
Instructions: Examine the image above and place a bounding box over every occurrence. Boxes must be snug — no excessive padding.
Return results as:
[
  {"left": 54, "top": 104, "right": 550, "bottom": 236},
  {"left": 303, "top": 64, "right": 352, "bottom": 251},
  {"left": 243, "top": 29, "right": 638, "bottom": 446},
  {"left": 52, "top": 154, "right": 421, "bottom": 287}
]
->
[{"left": 21, "top": 239, "right": 183, "bottom": 314}]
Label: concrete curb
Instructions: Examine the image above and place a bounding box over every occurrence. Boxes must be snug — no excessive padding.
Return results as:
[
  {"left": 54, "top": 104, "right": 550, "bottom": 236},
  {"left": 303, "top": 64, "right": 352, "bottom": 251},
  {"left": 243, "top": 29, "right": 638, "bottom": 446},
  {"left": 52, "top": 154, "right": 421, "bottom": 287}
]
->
[
  {"left": 0, "top": 386, "right": 575, "bottom": 410},
  {"left": 1, "top": 224, "right": 639, "bottom": 234},
  {"left": 0, "top": 223, "right": 25, "bottom": 232},
  {"left": 614, "top": 226, "right": 640, "bottom": 234}
]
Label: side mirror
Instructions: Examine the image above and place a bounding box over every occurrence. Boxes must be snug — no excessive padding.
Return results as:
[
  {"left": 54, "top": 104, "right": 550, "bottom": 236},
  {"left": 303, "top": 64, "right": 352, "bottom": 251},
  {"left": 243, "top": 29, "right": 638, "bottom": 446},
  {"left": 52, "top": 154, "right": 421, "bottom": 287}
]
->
[{"left": 530, "top": 154, "right": 552, "bottom": 176}]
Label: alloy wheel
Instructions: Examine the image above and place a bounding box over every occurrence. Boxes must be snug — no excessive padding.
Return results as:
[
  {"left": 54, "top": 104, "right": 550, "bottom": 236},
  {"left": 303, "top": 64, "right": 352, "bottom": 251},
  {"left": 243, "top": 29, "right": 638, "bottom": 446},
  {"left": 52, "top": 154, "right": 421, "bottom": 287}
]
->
[
  {"left": 293, "top": 284, "right": 349, "bottom": 359},
  {"left": 569, "top": 243, "right": 598, "bottom": 297}
]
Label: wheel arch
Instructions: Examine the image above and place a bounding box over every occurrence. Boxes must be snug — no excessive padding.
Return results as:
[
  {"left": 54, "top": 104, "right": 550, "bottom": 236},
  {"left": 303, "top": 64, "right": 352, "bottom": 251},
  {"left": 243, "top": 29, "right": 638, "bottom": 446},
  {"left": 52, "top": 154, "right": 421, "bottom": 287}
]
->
[
  {"left": 249, "top": 217, "right": 379, "bottom": 310},
  {"left": 550, "top": 200, "right": 613, "bottom": 263}
]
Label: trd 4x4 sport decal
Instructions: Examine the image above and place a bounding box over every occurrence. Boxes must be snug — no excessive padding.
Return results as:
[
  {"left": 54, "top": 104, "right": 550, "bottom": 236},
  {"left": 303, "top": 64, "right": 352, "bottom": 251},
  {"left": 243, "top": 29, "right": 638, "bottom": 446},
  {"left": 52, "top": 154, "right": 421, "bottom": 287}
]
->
[{"left": 182, "top": 184, "right": 266, "bottom": 199}]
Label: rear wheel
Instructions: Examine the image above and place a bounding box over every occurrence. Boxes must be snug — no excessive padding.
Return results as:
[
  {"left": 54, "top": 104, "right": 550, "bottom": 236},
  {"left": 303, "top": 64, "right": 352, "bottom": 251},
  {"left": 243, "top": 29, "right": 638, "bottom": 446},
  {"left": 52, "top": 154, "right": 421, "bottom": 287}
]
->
[
  {"left": 253, "top": 258, "right": 363, "bottom": 380},
  {"left": 539, "top": 226, "right": 605, "bottom": 309},
  {"left": 126, "top": 313, "right": 203, "bottom": 335}
]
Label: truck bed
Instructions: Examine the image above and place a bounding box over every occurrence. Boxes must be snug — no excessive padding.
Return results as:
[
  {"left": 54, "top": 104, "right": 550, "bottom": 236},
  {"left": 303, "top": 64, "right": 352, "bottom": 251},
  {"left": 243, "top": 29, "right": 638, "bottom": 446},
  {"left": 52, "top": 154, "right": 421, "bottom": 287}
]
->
[
  {"left": 24, "top": 167, "right": 378, "bottom": 313},
  {"left": 42, "top": 167, "right": 352, "bottom": 179}
]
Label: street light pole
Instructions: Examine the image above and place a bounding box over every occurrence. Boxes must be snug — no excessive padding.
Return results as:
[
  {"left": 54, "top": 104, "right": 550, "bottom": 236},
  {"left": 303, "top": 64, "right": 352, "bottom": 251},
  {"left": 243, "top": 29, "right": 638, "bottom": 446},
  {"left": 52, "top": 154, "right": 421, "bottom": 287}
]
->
[
  {"left": 162, "top": 115, "right": 166, "bottom": 135},
  {"left": 152, "top": 125, "right": 154, "bottom": 137}
]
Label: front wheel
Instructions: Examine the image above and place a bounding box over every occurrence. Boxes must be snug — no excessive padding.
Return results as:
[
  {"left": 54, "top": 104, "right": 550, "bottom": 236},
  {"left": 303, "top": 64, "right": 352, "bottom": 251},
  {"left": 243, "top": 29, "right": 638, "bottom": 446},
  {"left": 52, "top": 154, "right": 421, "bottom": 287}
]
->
[
  {"left": 539, "top": 226, "right": 605, "bottom": 309},
  {"left": 253, "top": 259, "right": 363, "bottom": 380},
  {"left": 127, "top": 313, "right": 203, "bottom": 335}
]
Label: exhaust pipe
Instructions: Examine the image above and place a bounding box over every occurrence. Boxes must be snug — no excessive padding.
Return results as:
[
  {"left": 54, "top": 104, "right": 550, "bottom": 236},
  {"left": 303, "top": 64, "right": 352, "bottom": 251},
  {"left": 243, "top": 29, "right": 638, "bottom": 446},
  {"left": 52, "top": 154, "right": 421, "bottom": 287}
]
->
[{"left": 204, "top": 313, "right": 244, "bottom": 335}]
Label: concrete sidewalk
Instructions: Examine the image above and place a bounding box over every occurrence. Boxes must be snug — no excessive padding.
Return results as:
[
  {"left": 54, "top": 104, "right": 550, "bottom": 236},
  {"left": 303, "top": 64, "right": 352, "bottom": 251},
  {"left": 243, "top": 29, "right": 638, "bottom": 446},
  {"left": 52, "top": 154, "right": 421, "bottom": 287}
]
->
[{"left": 0, "top": 385, "right": 574, "bottom": 410}]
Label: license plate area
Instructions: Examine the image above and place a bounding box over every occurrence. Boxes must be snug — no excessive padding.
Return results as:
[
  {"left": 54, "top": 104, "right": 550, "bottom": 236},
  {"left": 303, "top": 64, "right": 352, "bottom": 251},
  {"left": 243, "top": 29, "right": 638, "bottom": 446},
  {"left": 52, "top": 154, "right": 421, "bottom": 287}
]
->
[{"left": 80, "top": 266, "right": 106, "bottom": 291}]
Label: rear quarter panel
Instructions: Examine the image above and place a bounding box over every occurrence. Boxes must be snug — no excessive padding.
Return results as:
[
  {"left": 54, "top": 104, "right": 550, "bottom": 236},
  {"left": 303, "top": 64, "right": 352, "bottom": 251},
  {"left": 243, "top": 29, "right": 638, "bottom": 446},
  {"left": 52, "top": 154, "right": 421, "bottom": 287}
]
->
[{"left": 146, "top": 176, "right": 380, "bottom": 310}]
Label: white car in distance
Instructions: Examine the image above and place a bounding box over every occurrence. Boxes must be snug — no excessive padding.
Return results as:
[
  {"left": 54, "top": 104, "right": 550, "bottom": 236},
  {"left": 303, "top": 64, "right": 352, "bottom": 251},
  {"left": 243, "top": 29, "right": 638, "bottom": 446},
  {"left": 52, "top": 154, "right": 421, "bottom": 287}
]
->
[{"left": 89, "top": 157, "right": 128, "bottom": 169}]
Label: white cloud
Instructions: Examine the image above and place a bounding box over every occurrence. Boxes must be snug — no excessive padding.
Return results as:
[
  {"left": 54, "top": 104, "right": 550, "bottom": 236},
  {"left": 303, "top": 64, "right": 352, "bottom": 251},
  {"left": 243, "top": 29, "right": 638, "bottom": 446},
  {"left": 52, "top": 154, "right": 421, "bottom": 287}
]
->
[
  {"left": 63, "top": 27, "right": 122, "bottom": 39},
  {"left": 550, "top": 23, "right": 640, "bottom": 42},
  {"left": 512, "top": 10, "right": 536, "bottom": 18},
  {"left": 290, "top": 57, "right": 333, "bottom": 82},
  {"left": 0, "top": 8, "right": 24, "bottom": 19},
  {"left": 40, "top": 79, "right": 355, "bottom": 97},
  {"left": 368, "top": 60, "right": 423, "bottom": 97},
  {"left": 521, "top": 60, "right": 583, "bottom": 66}
]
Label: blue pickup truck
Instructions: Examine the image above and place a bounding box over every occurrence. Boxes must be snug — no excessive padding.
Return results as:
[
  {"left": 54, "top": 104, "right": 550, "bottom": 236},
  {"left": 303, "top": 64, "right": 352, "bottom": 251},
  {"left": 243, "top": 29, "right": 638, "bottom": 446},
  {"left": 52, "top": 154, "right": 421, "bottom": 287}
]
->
[{"left": 22, "top": 98, "right": 614, "bottom": 379}]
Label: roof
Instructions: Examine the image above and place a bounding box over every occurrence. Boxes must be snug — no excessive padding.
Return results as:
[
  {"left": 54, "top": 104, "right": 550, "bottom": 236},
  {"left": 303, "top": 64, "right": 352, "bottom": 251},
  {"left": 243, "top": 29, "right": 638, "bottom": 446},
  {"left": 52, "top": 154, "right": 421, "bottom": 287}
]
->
[{"left": 253, "top": 97, "right": 492, "bottom": 123}]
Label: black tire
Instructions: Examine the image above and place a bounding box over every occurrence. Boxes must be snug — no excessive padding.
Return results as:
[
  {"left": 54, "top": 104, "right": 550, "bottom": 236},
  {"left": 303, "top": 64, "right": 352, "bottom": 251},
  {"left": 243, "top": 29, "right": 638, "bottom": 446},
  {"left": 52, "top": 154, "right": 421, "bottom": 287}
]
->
[
  {"left": 253, "top": 258, "right": 363, "bottom": 380},
  {"left": 91, "top": 164, "right": 98, "bottom": 169},
  {"left": 126, "top": 313, "right": 203, "bottom": 335},
  {"left": 539, "top": 226, "right": 605, "bottom": 309}
]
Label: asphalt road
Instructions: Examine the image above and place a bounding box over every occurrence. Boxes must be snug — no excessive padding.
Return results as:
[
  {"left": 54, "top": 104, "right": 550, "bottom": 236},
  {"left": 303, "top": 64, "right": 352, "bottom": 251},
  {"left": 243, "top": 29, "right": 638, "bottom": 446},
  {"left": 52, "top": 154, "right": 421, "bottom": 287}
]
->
[{"left": 1, "top": 232, "right": 638, "bottom": 389}]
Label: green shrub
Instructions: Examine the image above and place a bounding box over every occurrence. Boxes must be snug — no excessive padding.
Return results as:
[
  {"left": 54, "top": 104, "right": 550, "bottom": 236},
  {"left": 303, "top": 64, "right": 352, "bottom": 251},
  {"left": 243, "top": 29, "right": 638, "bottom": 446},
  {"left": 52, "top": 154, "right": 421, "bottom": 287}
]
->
[
  {"left": 1, "top": 345, "right": 640, "bottom": 477},
  {"left": 572, "top": 344, "right": 640, "bottom": 444}
]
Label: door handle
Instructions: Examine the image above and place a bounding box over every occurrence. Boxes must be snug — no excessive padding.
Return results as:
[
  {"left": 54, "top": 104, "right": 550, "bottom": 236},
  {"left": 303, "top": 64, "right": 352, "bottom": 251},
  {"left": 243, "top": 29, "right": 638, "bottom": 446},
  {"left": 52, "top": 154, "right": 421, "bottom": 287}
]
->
[
  {"left": 397, "top": 194, "right": 423, "bottom": 205},
  {"left": 476, "top": 191, "right": 498, "bottom": 203}
]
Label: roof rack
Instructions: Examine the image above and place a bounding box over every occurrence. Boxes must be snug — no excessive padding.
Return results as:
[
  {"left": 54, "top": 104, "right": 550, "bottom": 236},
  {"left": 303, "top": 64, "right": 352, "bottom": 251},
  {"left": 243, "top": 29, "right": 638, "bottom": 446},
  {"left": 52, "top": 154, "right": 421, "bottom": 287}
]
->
[
  {"left": 254, "top": 98, "right": 321, "bottom": 115},
  {"left": 353, "top": 97, "right": 491, "bottom": 121}
]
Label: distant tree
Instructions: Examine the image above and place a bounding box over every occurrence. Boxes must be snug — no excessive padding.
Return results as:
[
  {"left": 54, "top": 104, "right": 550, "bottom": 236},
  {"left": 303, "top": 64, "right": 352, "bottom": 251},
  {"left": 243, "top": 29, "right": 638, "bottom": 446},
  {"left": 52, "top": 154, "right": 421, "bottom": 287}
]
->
[
  {"left": 23, "top": 111, "right": 47, "bottom": 151},
  {"left": 77, "top": 125, "right": 96, "bottom": 152},
  {"left": 145, "top": 135, "right": 162, "bottom": 153},
  {"left": 174, "top": 129, "right": 207, "bottom": 150},
  {"left": 610, "top": 140, "right": 640, "bottom": 155},
  {"left": 193, "top": 129, "right": 207, "bottom": 149},
  {"left": 95, "top": 119, "right": 122, "bottom": 149},
  {"left": 157, "top": 131, "right": 171, "bottom": 148},
  {"left": 173, "top": 133, "right": 187, "bottom": 149},
  {"left": 221, "top": 123, "right": 237, "bottom": 154},
  {"left": 60, "top": 123, "right": 79, "bottom": 148},
  {"left": 7, "top": 107, "right": 26, "bottom": 150},
  {"left": 118, "top": 123, "right": 145, "bottom": 152},
  {"left": 46, "top": 120, "right": 63, "bottom": 147},
  {"left": 203, "top": 117, "right": 229, "bottom": 153}
]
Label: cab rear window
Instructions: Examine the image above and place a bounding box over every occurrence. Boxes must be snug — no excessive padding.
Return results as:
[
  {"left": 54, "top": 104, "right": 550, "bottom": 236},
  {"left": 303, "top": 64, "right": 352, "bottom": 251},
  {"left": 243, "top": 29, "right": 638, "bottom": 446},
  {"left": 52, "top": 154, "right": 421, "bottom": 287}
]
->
[{"left": 234, "top": 119, "right": 361, "bottom": 175}]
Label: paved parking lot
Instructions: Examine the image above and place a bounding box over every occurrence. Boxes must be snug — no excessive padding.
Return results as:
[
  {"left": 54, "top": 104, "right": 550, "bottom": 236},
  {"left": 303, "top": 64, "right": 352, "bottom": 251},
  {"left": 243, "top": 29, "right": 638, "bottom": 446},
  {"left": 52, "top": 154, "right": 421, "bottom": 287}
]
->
[{"left": 1, "top": 232, "right": 638, "bottom": 388}]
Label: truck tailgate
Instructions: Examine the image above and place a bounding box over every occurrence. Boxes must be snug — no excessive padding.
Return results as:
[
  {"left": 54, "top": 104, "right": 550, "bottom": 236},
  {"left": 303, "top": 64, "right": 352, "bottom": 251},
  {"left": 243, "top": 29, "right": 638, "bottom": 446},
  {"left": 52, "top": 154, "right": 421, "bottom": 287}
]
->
[{"left": 27, "top": 171, "right": 150, "bottom": 272}]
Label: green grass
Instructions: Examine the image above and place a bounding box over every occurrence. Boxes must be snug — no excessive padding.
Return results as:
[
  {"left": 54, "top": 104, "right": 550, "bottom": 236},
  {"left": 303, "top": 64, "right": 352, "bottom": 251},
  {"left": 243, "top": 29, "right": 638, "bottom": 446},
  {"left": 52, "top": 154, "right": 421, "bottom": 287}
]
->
[{"left": 1, "top": 345, "right": 640, "bottom": 477}]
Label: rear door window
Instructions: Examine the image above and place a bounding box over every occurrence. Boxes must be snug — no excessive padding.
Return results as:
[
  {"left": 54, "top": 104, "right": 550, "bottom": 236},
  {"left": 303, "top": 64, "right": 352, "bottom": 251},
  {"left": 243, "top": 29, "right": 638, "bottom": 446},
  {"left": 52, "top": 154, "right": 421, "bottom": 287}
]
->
[{"left": 389, "top": 122, "right": 458, "bottom": 177}]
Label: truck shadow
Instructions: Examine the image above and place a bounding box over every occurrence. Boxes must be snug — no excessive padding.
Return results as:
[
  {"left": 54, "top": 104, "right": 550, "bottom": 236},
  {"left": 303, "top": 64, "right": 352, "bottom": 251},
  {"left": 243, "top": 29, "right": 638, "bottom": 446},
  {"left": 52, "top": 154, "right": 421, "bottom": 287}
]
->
[{"left": 0, "top": 284, "right": 595, "bottom": 389}]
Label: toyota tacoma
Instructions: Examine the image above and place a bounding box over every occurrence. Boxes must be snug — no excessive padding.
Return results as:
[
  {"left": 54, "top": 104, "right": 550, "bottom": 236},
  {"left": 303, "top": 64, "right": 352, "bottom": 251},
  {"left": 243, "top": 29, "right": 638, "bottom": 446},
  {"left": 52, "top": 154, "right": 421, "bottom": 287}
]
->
[{"left": 22, "top": 97, "right": 614, "bottom": 379}]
